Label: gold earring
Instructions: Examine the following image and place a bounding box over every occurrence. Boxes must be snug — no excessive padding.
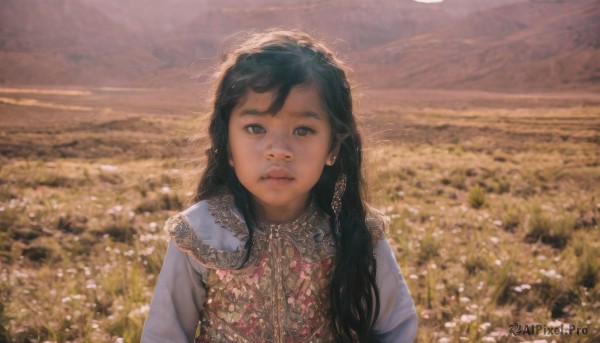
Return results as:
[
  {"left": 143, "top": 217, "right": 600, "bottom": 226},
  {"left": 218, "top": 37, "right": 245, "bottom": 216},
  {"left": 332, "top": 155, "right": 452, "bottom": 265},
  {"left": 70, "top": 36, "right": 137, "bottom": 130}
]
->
[{"left": 327, "top": 156, "right": 337, "bottom": 166}]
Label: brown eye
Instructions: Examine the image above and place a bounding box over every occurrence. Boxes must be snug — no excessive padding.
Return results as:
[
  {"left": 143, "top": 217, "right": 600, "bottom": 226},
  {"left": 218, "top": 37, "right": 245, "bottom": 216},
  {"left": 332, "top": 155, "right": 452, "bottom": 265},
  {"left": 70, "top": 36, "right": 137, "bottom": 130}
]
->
[
  {"left": 294, "top": 127, "right": 314, "bottom": 136},
  {"left": 245, "top": 125, "right": 265, "bottom": 134}
]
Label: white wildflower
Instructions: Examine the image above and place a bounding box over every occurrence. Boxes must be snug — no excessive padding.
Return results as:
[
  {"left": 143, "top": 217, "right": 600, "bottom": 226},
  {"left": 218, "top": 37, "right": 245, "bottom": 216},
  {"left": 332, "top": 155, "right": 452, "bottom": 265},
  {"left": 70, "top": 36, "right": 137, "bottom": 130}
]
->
[
  {"left": 460, "top": 314, "right": 477, "bottom": 323},
  {"left": 480, "top": 322, "right": 492, "bottom": 331},
  {"left": 86, "top": 279, "right": 97, "bottom": 289},
  {"left": 99, "top": 164, "right": 118, "bottom": 172}
]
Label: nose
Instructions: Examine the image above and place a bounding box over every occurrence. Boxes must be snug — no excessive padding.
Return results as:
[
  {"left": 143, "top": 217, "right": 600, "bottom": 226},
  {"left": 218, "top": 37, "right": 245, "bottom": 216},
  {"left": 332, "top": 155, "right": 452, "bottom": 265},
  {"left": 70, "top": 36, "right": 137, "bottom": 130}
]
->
[{"left": 264, "top": 134, "right": 293, "bottom": 162}]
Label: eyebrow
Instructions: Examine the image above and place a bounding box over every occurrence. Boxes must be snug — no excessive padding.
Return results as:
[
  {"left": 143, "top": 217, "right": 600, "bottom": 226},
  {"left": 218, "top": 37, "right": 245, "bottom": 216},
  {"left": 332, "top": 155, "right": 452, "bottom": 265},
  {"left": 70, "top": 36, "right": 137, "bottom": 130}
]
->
[{"left": 238, "top": 108, "right": 324, "bottom": 120}]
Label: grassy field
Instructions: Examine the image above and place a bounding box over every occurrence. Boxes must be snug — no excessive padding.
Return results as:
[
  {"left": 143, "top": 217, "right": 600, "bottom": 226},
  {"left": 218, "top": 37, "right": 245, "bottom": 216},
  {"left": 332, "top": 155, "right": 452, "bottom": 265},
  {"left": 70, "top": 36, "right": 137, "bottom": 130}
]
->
[{"left": 0, "top": 86, "right": 598, "bottom": 342}]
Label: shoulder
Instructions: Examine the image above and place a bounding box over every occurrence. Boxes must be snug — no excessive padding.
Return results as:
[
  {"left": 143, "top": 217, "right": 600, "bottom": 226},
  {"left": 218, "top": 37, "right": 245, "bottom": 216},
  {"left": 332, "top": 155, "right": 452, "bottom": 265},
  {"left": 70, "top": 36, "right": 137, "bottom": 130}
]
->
[
  {"left": 365, "top": 205, "right": 389, "bottom": 241},
  {"left": 162, "top": 194, "right": 249, "bottom": 269}
]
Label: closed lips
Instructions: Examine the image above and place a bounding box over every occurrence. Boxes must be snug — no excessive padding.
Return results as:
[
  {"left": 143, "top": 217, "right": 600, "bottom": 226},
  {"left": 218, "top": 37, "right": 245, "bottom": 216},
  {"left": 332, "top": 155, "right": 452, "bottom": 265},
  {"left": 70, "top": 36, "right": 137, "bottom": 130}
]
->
[{"left": 264, "top": 168, "right": 293, "bottom": 179}]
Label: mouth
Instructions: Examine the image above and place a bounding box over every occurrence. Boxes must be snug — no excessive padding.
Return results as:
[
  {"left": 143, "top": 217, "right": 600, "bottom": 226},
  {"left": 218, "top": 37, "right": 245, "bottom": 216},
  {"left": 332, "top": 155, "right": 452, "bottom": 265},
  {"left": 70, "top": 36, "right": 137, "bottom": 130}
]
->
[{"left": 262, "top": 168, "right": 294, "bottom": 184}]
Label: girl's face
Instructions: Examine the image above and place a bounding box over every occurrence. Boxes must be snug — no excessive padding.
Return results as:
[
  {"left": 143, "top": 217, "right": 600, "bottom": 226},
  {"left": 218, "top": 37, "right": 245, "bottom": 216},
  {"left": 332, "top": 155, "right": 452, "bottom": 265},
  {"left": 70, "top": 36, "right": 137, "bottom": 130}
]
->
[{"left": 228, "top": 85, "right": 336, "bottom": 222}]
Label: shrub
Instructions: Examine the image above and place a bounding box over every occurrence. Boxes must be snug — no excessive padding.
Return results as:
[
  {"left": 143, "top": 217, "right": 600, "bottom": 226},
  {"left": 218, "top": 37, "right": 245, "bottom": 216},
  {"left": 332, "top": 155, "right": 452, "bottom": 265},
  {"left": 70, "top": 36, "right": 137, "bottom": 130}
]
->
[
  {"left": 525, "top": 207, "right": 573, "bottom": 249},
  {"left": 418, "top": 231, "right": 439, "bottom": 265},
  {"left": 501, "top": 205, "right": 521, "bottom": 232},
  {"left": 464, "top": 254, "right": 487, "bottom": 275},
  {"left": 468, "top": 185, "right": 486, "bottom": 209},
  {"left": 491, "top": 264, "right": 518, "bottom": 305},
  {"left": 575, "top": 249, "right": 598, "bottom": 288},
  {"left": 22, "top": 237, "right": 61, "bottom": 262}
]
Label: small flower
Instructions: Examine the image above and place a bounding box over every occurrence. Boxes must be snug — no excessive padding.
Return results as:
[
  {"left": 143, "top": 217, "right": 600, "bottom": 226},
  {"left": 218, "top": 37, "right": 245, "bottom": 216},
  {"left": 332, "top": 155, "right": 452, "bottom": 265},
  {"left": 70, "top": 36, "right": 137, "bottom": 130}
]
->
[
  {"left": 460, "top": 314, "right": 477, "bottom": 323},
  {"left": 99, "top": 164, "right": 118, "bottom": 172},
  {"left": 480, "top": 322, "right": 492, "bottom": 331},
  {"left": 547, "top": 320, "right": 562, "bottom": 327},
  {"left": 161, "top": 186, "right": 171, "bottom": 194},
  {"left": 86, "top": 279, "right": 97, "bottom": 289},
  {"left": 459, "top": 296, "right": 470, "bottom": 303},
  {"left": 489, "top": 236, "right": 499, "bottom": 244},
  {"left": 61, "top": 297, "right": 72, "bottom": 303},
  {"left": 444, "top": 321, "right": 456, "bottom": 328}
]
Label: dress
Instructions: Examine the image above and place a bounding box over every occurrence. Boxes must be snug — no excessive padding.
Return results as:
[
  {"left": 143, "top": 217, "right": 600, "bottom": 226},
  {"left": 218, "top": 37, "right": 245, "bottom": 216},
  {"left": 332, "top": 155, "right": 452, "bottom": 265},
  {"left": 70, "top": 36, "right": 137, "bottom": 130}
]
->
[{"left": 141, "top": 193, "right": 417, "bottom": 343}]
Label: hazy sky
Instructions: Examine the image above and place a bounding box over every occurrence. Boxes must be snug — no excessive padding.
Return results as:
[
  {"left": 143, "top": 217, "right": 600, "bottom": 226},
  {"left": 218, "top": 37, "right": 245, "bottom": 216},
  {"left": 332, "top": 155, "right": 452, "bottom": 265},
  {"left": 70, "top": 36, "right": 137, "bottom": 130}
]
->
[{"left": 413, "top": 0, "right": 444, "bottom": 3}]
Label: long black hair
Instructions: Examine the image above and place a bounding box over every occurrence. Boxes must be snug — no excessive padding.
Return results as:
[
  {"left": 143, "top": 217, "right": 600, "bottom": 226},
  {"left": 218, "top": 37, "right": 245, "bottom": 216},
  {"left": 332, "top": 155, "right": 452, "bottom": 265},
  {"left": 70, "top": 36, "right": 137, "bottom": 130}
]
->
[{"left": 194, "top": 30, "right": 380, "bottom": 342}]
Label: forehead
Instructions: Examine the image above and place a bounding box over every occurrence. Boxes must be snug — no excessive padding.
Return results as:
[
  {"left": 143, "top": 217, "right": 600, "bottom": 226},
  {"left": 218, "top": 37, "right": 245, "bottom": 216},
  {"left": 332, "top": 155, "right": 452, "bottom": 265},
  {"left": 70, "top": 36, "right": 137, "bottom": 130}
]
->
[{"left": 232, "top": 85, "right": 328, "bottom": 119}]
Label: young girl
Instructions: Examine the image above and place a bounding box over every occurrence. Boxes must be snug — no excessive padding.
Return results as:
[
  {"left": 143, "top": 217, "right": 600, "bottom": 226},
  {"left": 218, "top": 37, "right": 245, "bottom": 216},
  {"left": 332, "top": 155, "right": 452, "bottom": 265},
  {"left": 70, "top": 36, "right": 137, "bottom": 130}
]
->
[{"left": 142, "top": 30, "right": 417, "bottom": 343}]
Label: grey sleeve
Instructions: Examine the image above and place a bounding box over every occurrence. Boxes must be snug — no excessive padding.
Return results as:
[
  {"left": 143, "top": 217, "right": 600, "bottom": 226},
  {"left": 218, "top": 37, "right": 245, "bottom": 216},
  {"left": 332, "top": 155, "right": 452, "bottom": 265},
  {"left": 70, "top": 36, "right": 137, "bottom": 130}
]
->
[
  {"left": 141, "top": 240, "right": 207, "bottom": 343},
  {"left": 373, "top": 238, "right": 418, "bottom": 343}
]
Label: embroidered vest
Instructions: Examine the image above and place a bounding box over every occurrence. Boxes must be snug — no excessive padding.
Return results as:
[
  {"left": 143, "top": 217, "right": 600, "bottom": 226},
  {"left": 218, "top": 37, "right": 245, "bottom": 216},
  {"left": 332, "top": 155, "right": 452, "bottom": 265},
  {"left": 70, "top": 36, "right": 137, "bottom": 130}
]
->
[{"left": 166, "top": 193, "right": 386, "bottom": 343}]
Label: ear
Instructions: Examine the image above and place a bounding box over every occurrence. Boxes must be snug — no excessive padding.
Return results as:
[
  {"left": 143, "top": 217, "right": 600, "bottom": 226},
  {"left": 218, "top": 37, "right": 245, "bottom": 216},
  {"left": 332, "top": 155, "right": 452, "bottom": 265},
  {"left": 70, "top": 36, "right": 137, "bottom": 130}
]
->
[
  {"left": 326, "top": 145, "right": 341, "bottom": 166},
  {"left": 227, "top": 143, "right": 234, "bottom": 167}
]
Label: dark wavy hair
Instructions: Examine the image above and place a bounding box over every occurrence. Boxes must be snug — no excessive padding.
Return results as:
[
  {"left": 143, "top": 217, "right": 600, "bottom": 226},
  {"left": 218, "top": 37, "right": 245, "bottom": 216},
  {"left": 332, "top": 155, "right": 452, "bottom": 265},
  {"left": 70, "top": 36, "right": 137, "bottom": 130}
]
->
[{"left": 194, "top": 30, "right": 380, "bottom": 342}]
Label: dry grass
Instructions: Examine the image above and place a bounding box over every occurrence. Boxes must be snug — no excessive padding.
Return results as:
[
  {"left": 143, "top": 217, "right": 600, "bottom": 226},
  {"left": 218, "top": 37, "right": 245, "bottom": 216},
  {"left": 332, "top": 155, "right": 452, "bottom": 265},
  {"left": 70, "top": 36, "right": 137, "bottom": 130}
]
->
[{"left": 0, "top": 86, "right": 598, "bottom": 342}]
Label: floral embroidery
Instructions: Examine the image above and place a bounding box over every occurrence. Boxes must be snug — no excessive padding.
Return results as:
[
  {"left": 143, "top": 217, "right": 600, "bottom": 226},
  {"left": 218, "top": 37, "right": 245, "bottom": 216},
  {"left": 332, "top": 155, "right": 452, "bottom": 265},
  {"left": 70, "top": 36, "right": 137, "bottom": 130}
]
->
[{"left": 164, "top": 193, "right": 388, "bottom": 342}]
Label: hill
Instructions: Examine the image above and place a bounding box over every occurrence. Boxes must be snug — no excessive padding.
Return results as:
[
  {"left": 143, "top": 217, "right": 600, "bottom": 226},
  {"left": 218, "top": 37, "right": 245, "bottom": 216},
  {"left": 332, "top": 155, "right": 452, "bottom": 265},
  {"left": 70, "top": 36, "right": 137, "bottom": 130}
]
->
[
  {"left": 1, "top": 0, "right": 597, "bottom": 92},
  {"left": 357, "top": 0, "right": 600, "bottom": 91},
  {"left": 0, "top": 0, "right": 162, "bottom": 85}
]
